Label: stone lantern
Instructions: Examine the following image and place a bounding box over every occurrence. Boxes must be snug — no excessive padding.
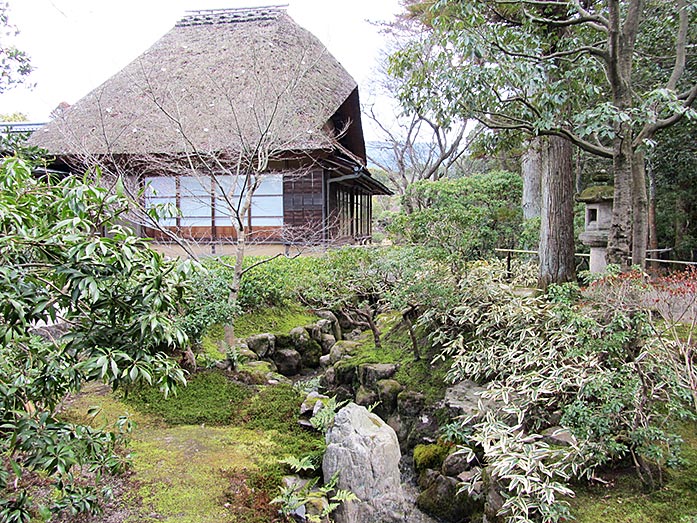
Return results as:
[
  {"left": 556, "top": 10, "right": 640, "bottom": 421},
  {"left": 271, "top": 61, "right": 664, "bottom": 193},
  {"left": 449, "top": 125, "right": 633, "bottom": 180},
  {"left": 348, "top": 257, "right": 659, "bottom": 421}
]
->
[{"left": 577, "top": 180, "right": 614, "bottom": 274}]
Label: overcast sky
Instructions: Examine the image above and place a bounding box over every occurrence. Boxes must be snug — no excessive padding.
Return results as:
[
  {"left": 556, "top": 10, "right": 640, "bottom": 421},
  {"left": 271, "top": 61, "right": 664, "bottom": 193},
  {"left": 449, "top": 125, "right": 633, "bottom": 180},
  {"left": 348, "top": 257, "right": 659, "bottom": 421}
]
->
[{"left": 0, "top": 0, "right": 402, "bottom": 136}]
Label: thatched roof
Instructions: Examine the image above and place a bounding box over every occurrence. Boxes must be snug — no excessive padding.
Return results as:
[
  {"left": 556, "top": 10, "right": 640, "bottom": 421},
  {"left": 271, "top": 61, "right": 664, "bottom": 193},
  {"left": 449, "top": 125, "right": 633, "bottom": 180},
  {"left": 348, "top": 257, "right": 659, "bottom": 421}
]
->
[{"left": 30, "top": 7, "right": 364, "bottom": 160}]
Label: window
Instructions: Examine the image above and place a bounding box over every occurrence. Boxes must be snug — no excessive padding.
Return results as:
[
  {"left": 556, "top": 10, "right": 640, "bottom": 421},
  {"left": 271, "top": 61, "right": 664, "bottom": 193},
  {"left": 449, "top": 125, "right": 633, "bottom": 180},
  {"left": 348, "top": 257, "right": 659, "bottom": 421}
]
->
[
  {"left": 180, "top": 176, "right": 212, "bottom": 226},
  {"left": 144, "top": 177, "right": 176, "bottom": 226},
  {"left": 144, "top": 174, "right": 284, "bottom": 236}
]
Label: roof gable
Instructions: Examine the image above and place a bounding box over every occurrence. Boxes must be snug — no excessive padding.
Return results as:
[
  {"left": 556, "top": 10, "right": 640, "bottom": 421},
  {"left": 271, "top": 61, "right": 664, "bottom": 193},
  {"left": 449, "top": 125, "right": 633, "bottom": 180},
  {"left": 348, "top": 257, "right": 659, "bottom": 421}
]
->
[{"left": 31, "top": 7, "right": 363, "bottom": 159}]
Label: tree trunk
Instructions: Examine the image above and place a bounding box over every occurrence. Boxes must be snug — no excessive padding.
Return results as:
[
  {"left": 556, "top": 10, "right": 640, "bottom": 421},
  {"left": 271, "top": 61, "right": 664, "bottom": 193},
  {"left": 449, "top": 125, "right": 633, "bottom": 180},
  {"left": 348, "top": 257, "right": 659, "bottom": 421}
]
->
[
  {"left": 538, "top": 136, "right": 576, "bottom": 290},
  {"left": 607, "top": 123, "right": 634, "bottom": 268},
  {"left": 521, "top": 137, "right": 542, "bottom": 220},
  {"left": 223, "top": 226, "right": 246, "bottom": 346},
  {"left": 647, "top": 160, "right": 658, "bottom": 269},
  {"left": 631, "top": 150, "right": 648, "bottom": 267},
  {"left": 606, "top": 0, "right": 643, "bottom": 268}
]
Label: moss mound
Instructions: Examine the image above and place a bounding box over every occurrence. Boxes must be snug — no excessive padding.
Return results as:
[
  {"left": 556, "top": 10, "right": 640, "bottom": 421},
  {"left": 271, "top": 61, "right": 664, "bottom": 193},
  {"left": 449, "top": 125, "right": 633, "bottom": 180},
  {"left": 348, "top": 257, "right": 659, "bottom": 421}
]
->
[
  {"left": 123, "top": 371, "right": 252, "bottom": 425},
  {"left": 414, "top": 443, "right": 451, "bottom": 473}
]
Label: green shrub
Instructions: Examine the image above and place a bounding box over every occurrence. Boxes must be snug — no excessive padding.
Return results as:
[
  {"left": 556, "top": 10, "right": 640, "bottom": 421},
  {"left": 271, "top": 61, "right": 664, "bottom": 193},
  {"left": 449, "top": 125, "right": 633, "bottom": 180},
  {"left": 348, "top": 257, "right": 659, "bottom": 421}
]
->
[
  {"left": 123, "top": 371, "right": 251, "bottom": 425},
  {"left": 435, "top": 265, "right": 696, "bottom": 522},
  {"left": 388, "top": 171, "right": 523, "bottom": 269},
  {"left": 179, "top": 266, "right": 240, "bottom": 344}
]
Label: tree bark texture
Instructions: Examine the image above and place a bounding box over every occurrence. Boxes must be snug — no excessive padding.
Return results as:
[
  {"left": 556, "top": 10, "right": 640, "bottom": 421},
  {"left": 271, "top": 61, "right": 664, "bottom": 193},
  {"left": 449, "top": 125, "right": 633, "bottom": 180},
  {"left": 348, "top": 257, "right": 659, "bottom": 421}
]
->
[
  {"left": 521, "top": 137, "right": 543, "bottom": 220},
  {"left": 607, "top": 123, "right": 634, "bottom": 267},
  {"left": 538, "top": 136, "right": 576, "bottom": 290},
  {"left": 631, "top": 150, "right": 648, "bottom": 267},
  {"left": 606, "top": 0, "right": 643, "bottom": 267}
]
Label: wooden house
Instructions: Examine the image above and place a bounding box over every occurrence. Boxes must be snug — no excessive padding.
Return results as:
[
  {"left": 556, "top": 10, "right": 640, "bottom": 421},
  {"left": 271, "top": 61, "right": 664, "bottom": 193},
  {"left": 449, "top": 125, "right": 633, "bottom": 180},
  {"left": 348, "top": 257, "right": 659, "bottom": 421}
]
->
[{"left": 30, "top": 6, "right": 390, "bottom": 251}]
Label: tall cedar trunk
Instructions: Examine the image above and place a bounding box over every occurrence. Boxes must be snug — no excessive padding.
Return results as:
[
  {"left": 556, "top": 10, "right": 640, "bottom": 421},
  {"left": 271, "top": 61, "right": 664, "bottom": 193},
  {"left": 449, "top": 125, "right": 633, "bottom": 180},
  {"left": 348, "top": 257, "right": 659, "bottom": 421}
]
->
[
  {"left": 538, "top": 136, "right": 576, "bottom": 290},
  {"left": 521, "top": 137, "right": 543, "bottom": 221},
  {"left": 675, "top": 194, "right": 688, "bottom": 258},
  {"left": 631, "top": 150, "right": 648, "bottom": 267},
  {"left": 647, "top": 161, "right": 658, "bottom": 269}
]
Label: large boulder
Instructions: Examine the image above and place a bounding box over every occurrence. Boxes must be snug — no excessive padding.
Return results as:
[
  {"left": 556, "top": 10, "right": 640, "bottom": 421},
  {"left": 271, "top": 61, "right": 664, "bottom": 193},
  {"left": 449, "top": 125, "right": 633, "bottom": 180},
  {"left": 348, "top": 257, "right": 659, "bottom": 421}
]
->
[
  {"left": 273, "top": 348, "right": 302, "bottom": 376},
  {"left": 417, "top": 469, "right": 480, "bottom": 522},
  {"left": 245, "top": 333, "right": 275, "bottom": 358},
  {"left": 358, "top": 363, "right": 397, "bottom": 389},
  {"left": 323, "top": 404, "right": 408, "bottom": 523}
]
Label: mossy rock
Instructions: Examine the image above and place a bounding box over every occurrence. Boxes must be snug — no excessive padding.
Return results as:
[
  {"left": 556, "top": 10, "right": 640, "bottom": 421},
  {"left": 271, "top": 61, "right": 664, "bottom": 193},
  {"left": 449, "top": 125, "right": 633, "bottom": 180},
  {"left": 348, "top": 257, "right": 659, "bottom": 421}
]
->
[
  {"left": 376, "top": 379, "right": 403, "bottom": 415},
  {"left": 275, "top": 334, "right": 293, "bottom": 350},
  {"left": 238, "top": 360, "right": 275, "bottom": 384},
  {"left": 333, "top": 360, "right": 357, "bottom": 386},
  {"left": 355, "top": 385, "right": 378, "bottom": 407},
  {"left": 417, "top": 469, "right": 481, "bottom": 522},
  {"left": 413, "top": 443, "right": 451, "bottom": 473},
  {"left": 297, "top": 338, "right": 322, "bottom": 369}
]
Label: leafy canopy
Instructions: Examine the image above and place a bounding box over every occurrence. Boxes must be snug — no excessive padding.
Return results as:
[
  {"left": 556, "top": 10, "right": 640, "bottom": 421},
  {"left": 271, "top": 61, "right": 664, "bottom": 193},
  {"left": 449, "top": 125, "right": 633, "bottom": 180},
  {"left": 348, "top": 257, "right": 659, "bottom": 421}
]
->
[{"left": 0, "top": 156, "right": 193, "bottom": 520}]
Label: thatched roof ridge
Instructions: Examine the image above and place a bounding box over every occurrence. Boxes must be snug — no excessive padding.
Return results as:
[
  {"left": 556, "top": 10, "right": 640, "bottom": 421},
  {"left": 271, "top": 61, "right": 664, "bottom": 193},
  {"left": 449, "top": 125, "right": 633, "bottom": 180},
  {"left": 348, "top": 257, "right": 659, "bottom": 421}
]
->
[{"left": 31, "top": 7, "right": 360, "bottom": 159}]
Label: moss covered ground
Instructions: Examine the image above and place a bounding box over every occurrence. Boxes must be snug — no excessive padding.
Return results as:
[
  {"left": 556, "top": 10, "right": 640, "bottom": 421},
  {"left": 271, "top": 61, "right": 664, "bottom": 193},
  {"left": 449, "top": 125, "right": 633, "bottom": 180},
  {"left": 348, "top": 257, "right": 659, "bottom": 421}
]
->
[
  {"left": 62, "top": 373, "right": 323, "bottom": 523},
  {"left": 570, "top": 422, "right": 697, "bottom": 522},
  {"left": 334, "top": 312, "right": 450, "bottom": 404},
  {"left": 234, "top": 305, "right": 318, "bottom": 338}
]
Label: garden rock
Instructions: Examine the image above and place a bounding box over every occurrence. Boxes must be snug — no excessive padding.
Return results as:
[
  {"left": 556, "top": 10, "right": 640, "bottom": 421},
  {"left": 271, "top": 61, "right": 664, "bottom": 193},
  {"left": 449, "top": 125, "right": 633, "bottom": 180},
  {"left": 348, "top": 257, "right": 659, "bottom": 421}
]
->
[
  {"left": 323, "top": 403, "right": 408, "bottom": 523},
  {"left": 406, "top": 411, "right": 440, "bottom": 449},
  {"left": 319, "top": 354, "right": 331, "bottom": 369},
  {"left": 305, "top": 496, "right": 330, "bottom": 522},
  {"left": 457, "top": 469, "right": 482, "bottom": 494},
  {"left": 417, "top": 469, "right": 480, "bottom": 522},
  {"left": 289, "top": 327, "right": 322, "bottom": 368},
  {"left": 329, "top": 340, "right": 359, "bottom": 364},
  {"left": 398, "top": 390, "right": 426, "bottom": 418},
  {"left": 316, "top": 318, "right": 333, "bottom": 335},
  {"left": 238, "top": 360, "right": 276, "bottom": 384},
  {"left": 355, "top": 385, "right": 378, "bottom": 407},
  {"left": 300, "top": 391, "right": 329, "bottom": 417},
  {"left": 358, "top": 363, "right": 397, "bottom": 389},
  {"left": 237, "top": 346, "right": 258, "bottom": 361},
  {"left": 443, "top": 379, "right": 510, "bottom": 421},
  {"left": 483, "top": 468, "right": 505, "bottom": 522},
  {"left": 332, "top": 385, "right": 355, "bottom": 403},
  {"left": 320, "top": 367, "right": 336, "bottom": 388},
  {"left": 333, "top": 362, "right": 356, "bottom": 386},
  {"left": 376, "top": 379, "right": 403, "bottom": 416},
  {"left": 245, "top": 333, "right": 275, "bottom": 358},
  {"left": 315, "top": 310, "right": 342, "bottom": 340},
  {"left": 273, "top": 348, "right": 302, "bottom": 376},
  {"left": 304, "top": 323, "right": 322, "bottom": 343},
  {"left": 541, "top": 426, "right": 577, "bottom": 447},
  {"left": 441, "top": 451, "right": 471, "bottom": 478},
  {"left": 320, "top": 333, "right": 336, "bottom": 354}
]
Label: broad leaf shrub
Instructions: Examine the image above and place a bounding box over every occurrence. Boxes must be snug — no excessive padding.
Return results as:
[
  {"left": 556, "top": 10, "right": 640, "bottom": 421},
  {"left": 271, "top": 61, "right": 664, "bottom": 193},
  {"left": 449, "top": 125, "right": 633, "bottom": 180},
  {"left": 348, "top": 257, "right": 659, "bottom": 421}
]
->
[
  {"left": 0, "top": 157, "right": 192, "bottom": 519},
  {"left": 387, "top": 171, "right": 523, "bottom": 271},
  {"left": 435, "top": 264, "right": 695, "bottom": 523},
  {"left": 179, "top": 264, "right": 240, "bottom": 345}
]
